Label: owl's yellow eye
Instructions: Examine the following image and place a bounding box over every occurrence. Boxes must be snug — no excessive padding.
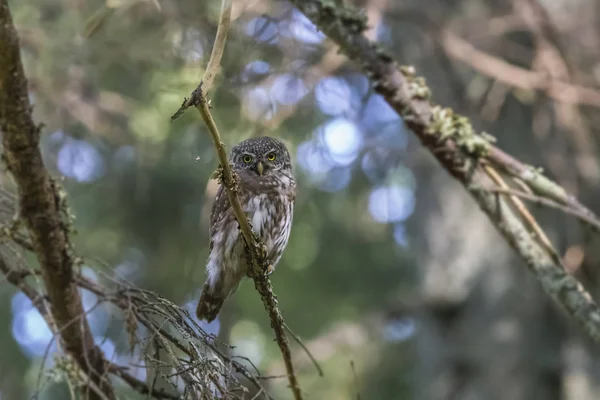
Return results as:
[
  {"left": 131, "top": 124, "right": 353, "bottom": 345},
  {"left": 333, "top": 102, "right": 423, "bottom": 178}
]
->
[
  {"left": 267, "top": 152, "right": 276, "bottom": 161},
  {"left": 243, "top": 155, "right": 253, "bottom": 163}
]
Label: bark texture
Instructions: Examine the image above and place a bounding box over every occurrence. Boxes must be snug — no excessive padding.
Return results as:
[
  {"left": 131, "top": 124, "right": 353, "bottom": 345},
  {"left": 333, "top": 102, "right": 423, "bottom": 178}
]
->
[{"left": 0, "top": 2, "right": 115, "bottom": 398}]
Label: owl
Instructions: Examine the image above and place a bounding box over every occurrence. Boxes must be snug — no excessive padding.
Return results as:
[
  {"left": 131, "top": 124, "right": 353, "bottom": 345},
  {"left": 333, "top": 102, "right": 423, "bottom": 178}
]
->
[{"left": 196, "top": 136, "right": 296, "bottom": 322}]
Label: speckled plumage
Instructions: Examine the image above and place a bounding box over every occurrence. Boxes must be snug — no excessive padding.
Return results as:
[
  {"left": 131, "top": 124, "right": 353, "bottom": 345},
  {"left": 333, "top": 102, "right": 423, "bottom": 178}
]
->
[{"left": 196, "top": 137, "right": 296, "bottom": 322}]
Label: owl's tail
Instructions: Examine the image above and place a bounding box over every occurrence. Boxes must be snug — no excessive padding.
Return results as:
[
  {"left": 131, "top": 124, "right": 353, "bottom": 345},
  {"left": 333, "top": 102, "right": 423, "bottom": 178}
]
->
[{"left": 196, "top": 282, "right": 225, "bottom": 322}]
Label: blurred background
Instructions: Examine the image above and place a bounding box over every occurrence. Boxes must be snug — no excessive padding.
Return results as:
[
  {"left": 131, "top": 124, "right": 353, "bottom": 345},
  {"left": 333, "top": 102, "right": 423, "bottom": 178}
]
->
[{"left": 3, "top": 0, "right": 600, "bottom": 398}]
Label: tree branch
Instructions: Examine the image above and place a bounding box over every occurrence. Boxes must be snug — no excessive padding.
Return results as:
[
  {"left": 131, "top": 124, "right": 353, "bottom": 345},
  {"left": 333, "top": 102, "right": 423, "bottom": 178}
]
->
[
  {"left": 188, "top": 88, "right": 303, "bottom": 399},
  {"left": 291, "top": 1, "right": 600, "bottom": 341},
  {"left": 171, "top": 0, "right": 304, "bottom": 398},
  {"left": 0, "top": 258, "right": 182, "bottom": 399},
  {"left": 0, "top": 2, "right": 115, "bottom": 398}
]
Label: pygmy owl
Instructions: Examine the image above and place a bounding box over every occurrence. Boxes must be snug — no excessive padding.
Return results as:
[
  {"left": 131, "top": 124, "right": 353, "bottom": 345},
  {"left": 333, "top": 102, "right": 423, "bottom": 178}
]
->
[{"left": 196, "top": 136, "right": 296, "bottom": 322}]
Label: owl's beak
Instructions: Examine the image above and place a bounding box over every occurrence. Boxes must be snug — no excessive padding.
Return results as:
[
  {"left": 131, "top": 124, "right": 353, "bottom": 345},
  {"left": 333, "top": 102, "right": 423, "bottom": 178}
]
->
[{"left": 256, "top": 161, "right": 264, "bottom": 176}]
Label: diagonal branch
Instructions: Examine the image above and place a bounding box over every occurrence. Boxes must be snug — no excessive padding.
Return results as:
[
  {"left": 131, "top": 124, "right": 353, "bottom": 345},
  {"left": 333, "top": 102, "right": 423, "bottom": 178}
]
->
[
  {"left": 185, "top": 88, "right": 303, "bottom": 400},
  {"left": 171, "top": 0, "right": 303, "bottom": 398},
  {"left": 291, "top": 1, "right": 600, "bottom": 341},
  {"left": 0, "top": 2, "right": 115, "bottom": 398}
]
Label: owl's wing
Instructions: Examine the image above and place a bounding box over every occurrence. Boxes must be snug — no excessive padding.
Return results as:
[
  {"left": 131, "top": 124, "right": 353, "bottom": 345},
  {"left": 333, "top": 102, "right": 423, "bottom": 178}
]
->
[{"left": 209, "top": 184, "right": 229, "bottom": 252}]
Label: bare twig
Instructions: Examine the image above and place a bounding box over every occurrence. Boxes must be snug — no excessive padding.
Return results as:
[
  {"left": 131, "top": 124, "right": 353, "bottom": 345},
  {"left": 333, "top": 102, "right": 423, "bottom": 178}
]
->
[
  {"left": 474, "top": 187, "right": 600, "bottom": 232},
  {"left": 350, "top": 360, "right": 362, "bottom": 400},
  {"left": 203, "top": 0, "right": 232, "bottom": 93},
  {"left": 512, "top": 0, "right": 600, "bottom": 187},
  {"left": 0, "top": 2, "right": 115, "bottom": 398},
  {"left": 283, "top": 322, "right": 324, "bottom": 377},
  {"left": 482, "top": 164, "right": 560, "bottom": 263},
  {"left": 487, "top": 147, "right": 598, "bottom": 221},
  {"left": 291, "top": 0, "right": 600, "bottom": 341},
  {"left": 170, "top": 0, "right": 231, "bottom": 121},
  {"left": 109, "top": 365, "right": 179, "bottom": 400}
]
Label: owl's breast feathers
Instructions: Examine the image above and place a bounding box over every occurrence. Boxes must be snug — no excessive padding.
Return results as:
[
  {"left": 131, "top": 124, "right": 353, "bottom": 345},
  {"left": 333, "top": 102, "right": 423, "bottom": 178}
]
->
[{"left": 240, "top": 171, "right": 296, "bottom": 258}]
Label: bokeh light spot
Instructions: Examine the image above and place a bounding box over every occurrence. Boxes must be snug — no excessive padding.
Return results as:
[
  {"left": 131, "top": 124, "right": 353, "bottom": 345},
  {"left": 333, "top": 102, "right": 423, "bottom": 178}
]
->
[
  {"left": 57, "top": 138, "right": 105, "bottom": 183},
  {"left": 280, "top": 9, "right": 325, "bottom": 44},
  {"left": 241, "top": 60, "right": 271, "bottom": 83},
  {"left": 11, "top": 292, "right": 54, "bottom": 358},
  {"left": 270, "top": 74, "right": 308, "bottom": 105},
  {"left": 393, "top": 223, "right": 408, "bottom": 248},
  {"left": 242, "top": 87, "right": 275, "bottom": 121},
  {"left": 297, "top": 140, "right": 333, "bottom": 176},
  {"left": 368, "top": 185, "right": 415, "bottom": 223},
  {"left": 245, "top": 17, "right": 279, "bottom": 44},
  {"left": 384, "top": 317, "right": 417, "bottom": 342},
  {"left": 315, "top": 76, "right": 356, "bottom": 116},
  {"left": 230, "top": 320, "right": 265, "bottom": 367},
  {"left": 321, "top": 118, "right": 363, "bottom": 166},
  {"left": 318, "top": 167, "right": 352, "bottom": 192}
]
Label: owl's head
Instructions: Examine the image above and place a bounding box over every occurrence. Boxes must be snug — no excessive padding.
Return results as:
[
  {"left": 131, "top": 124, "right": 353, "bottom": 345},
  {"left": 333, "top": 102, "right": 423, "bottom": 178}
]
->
[{"left": 231, "top": 136, "right": 292, "bottom": 177}]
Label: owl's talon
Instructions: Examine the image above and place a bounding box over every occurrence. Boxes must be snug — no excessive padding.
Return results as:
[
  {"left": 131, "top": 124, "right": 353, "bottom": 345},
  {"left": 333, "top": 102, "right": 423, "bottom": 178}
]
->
[
  {"left": 260, "top": 243, "right": 268, "bottom": 254},
  {"left": 265, "top": 265, "right": 274, "bottom": 275}
]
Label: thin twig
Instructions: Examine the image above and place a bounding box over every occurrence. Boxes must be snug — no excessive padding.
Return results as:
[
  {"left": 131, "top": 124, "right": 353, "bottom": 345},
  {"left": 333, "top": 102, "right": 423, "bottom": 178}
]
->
[
  {"left": 488, "top": 146, "right": 598, "bottom": 222},
  {"left": 478, "top": 187, "right": 600, "bottom": 232},
  {"left": 109, "top": 365, "right": 179, "bottom": 399},
  {"left": 283, "top": 322, "right": 324, "bottom": 377},
  {"left": 202, "top": 0, "right": 232, "bottom": 93},
  {"left": 482, "top": 164, "right": 561, "bottom": 263},
  {"left": 170, "top": 0, "right": 232, "bottom": 121},
  {"left": 5, "top": 264, "right": 264, "bottom": 398},
  {"left": 350, "top": 360, "right": 361, "bottom": 400}
]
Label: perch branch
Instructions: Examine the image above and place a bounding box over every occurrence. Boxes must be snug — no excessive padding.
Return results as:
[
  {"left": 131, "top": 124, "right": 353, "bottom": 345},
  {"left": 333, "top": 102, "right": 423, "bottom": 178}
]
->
[
  {"left": 175, "top": 85, "right": 303, "bottom": 400},
  {"left": 291, "top": 0, "right": 600, "bottom": 341},
  {"left": 0, "top": 2, "right": 115, "bottom": 398},
  {"left": 170, "top": 1, "right": 303, "bottom": 398}
]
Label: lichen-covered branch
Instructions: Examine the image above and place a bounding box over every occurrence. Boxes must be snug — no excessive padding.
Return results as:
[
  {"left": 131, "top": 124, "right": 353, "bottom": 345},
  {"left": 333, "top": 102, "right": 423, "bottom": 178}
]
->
[
  {"left": 0, "top": 259, "right": 174, "bottom": 399},
  {"left": 0, "top": 256, "right": 264, "bottom": 399},
  {"left": 170, "top": 1, "right": 303, "bottom": 398},
  {"left": 0, "top": 2, "right": 116, "bottom": 398},
  {"left": 175, "top": 82, "right": 304, "bottom": 400},
  {"left": 291, "top": 0, "right": 600, "bottom": 341}
]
